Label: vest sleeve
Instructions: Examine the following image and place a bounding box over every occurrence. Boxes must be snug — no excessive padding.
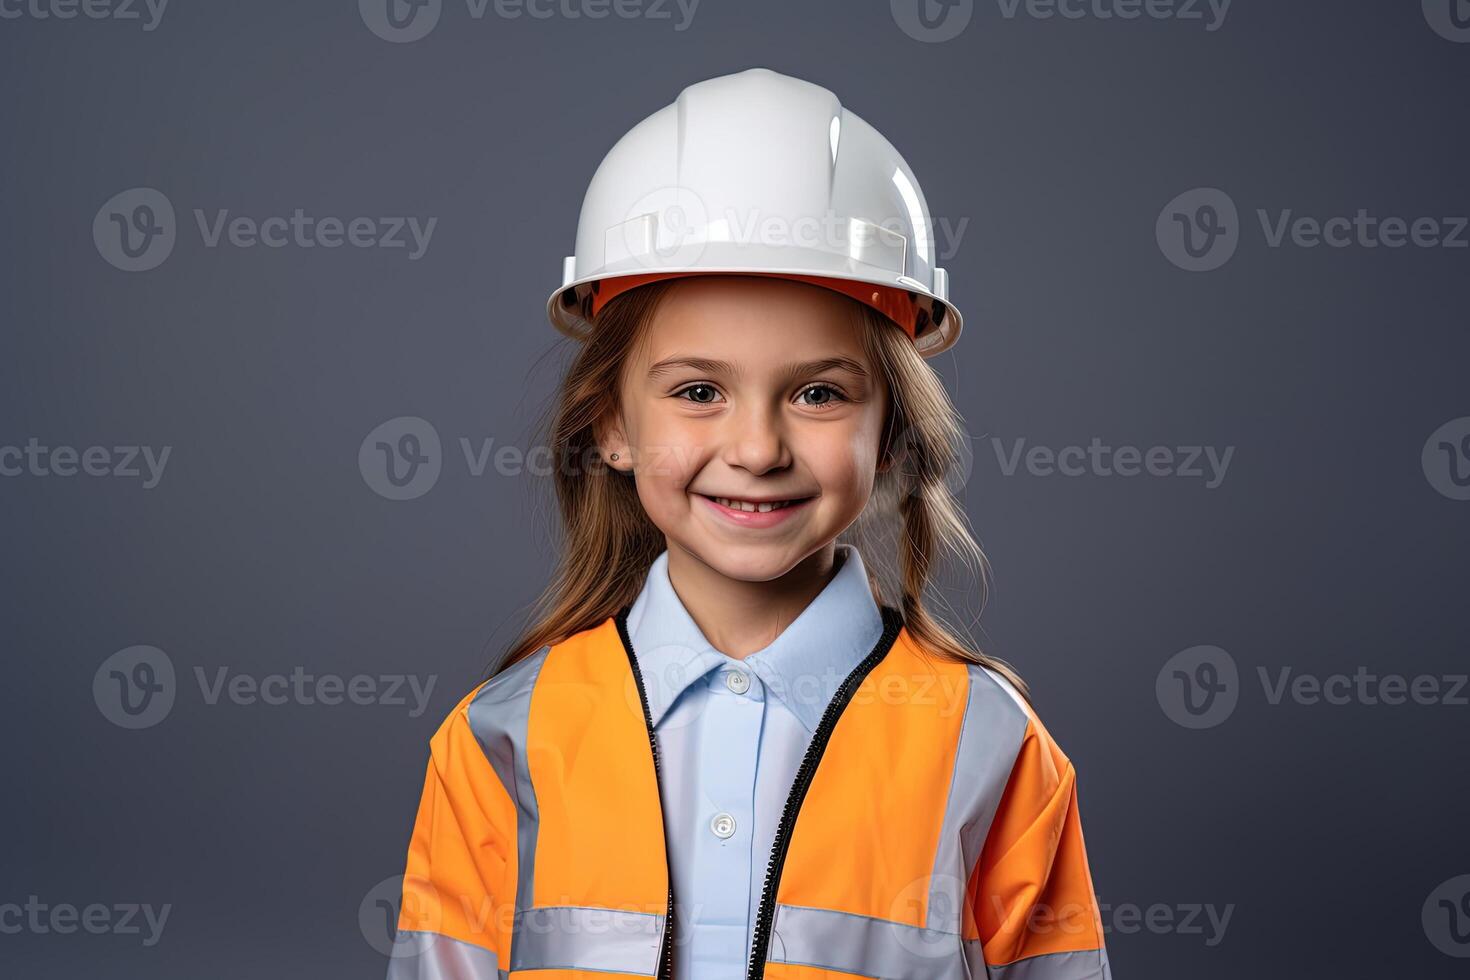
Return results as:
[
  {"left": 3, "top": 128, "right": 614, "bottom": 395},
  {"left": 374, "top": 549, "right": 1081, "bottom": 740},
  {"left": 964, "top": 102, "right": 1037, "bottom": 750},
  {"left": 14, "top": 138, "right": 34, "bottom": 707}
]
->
[
  {"left": 969, "top": 712, "right": 1112, "bottom": 980},
  {"left": 386, "top": 698, "right": 517, "bottom": 979}
]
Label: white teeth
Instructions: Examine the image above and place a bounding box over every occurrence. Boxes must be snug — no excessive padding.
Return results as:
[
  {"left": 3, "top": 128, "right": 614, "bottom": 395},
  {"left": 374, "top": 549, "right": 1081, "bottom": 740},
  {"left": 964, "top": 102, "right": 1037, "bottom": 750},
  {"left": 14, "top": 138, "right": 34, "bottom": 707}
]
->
[{"left": 713, "top": 496, "right": 796, "bottom": 513}]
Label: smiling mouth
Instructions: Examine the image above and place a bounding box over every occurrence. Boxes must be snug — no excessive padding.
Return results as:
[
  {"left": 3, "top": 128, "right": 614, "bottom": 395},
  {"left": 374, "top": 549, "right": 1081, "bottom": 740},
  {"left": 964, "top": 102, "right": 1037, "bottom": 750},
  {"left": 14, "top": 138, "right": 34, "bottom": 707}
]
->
[{"left": 698, "top": 494, "right": 814, "bottom": 514}]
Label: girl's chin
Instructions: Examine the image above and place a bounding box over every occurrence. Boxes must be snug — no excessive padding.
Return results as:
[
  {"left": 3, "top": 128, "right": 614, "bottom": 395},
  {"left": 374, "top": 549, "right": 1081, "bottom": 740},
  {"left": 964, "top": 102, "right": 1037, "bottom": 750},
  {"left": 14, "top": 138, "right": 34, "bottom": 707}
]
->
[{"left": 672, "top": 537, "right": 824, "bottom": 585}]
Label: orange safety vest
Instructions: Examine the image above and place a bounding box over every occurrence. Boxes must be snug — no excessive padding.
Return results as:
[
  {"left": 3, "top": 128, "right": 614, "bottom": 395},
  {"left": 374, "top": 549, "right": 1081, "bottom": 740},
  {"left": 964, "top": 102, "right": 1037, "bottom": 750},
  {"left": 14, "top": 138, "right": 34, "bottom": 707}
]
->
[{"left": 389, "top": 606, "right": 1111, "bottom": 980}]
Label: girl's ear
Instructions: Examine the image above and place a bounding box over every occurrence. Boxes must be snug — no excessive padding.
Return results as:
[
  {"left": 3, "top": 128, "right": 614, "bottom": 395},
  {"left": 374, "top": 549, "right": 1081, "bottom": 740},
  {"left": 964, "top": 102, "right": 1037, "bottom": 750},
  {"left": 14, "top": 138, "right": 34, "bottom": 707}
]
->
[{"left": 593, "top": 412, "right": 634, "bottom": 474}]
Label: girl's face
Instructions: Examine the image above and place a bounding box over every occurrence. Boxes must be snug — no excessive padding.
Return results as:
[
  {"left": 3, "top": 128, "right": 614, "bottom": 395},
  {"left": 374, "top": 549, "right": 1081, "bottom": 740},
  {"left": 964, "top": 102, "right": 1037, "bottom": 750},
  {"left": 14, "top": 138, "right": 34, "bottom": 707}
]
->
[{"left": 598, "top": 276, "right": 890, "bottom": 583}]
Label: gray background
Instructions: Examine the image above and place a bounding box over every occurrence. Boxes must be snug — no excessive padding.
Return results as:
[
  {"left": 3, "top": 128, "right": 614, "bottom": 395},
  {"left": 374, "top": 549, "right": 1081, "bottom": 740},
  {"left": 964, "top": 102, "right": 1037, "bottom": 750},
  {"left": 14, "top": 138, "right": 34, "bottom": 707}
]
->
[{"left": 2, "top": 1, "right": 1468, "bottom": 977}]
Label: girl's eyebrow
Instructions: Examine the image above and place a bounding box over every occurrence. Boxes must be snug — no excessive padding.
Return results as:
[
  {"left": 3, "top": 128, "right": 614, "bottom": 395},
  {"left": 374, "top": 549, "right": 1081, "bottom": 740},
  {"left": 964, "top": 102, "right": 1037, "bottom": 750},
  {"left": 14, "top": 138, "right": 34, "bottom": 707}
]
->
[
  {"left": 647, "top": 356, "right": 739, "bottom": 381},
  {"left": 647, "top": 355, "right": 869, "bottom": 382}
]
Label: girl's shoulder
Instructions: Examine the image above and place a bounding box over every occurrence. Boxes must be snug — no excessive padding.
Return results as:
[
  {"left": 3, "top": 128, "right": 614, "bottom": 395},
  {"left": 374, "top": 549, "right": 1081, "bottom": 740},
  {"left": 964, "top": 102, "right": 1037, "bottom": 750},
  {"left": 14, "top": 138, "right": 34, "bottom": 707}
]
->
[
  {"left": 426, "top": 643, "right": 555, "bottom": 753},
  {"left": 899, "top": 637, "right": 1077, "bottom": 782}
]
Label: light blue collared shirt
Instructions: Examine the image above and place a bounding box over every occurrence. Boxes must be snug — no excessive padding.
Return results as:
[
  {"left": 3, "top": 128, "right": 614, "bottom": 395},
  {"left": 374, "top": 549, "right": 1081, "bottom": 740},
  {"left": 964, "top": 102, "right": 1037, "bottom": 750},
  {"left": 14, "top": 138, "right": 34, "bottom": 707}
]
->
[{"left": 623, "top": 543, "right": 885, "bottom": 980}]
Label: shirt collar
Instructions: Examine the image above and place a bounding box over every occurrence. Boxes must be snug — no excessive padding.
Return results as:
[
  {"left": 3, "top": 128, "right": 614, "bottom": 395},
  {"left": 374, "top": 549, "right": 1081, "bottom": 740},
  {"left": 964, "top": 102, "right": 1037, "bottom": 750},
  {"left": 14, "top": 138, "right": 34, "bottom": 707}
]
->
[{"left": 624, "top": 544, "right": 885, "bottom": 733}]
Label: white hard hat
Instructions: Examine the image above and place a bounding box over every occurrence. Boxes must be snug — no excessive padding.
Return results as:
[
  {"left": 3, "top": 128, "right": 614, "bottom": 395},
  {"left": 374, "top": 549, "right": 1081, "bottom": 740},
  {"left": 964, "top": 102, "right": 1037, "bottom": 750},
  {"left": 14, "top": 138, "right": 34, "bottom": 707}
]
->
[{"left": 546, "top": 67, "right": 962, "bottom": 357}]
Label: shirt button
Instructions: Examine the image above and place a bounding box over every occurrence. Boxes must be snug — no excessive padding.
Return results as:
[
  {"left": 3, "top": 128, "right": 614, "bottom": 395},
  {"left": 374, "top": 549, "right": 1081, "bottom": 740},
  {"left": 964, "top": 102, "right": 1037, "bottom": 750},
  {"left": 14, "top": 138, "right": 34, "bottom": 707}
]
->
[
  {"left": 710, "top": 812, "right": 737, "bottom": 839},
  {"left": 724, "top": 670, "right": 751, "bottom": 694}
]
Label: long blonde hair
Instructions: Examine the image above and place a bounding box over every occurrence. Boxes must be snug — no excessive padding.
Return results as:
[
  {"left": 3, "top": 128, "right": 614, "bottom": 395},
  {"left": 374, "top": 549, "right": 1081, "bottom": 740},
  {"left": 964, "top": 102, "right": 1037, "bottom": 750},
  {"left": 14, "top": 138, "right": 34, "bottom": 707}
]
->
[{"left": 498, "top": 278, "right": 1029, "bottom": 701}]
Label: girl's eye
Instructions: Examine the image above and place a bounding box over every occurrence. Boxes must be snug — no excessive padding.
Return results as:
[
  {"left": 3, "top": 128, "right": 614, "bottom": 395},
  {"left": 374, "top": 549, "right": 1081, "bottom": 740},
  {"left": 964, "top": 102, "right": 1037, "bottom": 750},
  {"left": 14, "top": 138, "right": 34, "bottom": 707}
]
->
[
  {"left": 797, "top": 384, "right": 847, "bottom": 408},
  {"left": 675, "top": 383, "right": 723, "bottom": 405},
  {"left": 673, "top": 383, "right": 847, "bottom": 407}
]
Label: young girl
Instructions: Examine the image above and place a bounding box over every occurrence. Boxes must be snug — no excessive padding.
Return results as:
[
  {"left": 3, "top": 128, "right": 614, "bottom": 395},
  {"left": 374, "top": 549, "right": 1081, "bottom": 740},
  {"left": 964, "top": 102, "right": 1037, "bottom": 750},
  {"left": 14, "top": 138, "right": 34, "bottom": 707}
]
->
[{"left": 388, "top": 68, "right": 1111, "bottom": 980}]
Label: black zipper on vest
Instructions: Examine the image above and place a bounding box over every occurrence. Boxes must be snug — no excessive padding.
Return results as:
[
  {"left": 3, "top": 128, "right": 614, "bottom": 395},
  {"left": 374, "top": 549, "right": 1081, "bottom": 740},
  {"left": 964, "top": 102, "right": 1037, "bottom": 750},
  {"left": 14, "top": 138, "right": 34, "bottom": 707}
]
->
[
  {"left": 615, "top": 603, "right": 904, "bottom": 980},
  {"left": 615, "top": 606, "right": 677, "bottom": 980},
  {"left": 744, "top": 604, "right": 903, "bottom": 980}
]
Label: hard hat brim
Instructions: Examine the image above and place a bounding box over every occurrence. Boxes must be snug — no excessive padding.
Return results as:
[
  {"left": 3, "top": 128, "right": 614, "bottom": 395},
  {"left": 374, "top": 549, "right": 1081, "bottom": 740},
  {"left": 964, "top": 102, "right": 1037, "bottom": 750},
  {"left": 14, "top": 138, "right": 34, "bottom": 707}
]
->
[{"left": 546, "top": 245, "right": 962, "bottom": 358}]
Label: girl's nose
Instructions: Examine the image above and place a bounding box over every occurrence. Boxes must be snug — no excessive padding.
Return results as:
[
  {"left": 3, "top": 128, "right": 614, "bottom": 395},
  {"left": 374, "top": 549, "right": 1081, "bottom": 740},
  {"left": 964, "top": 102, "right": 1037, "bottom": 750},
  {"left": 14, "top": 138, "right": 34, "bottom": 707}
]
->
[{"left": 721, "top": 404, "right": 792, "bottom": 475}]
